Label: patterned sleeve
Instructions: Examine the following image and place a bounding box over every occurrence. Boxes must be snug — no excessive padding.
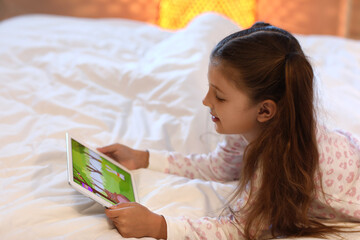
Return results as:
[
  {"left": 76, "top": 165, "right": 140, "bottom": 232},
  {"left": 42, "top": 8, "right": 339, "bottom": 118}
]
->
[
  {"left": 309, "top": 126, "right": 360, "bottom": 221},
  {"left": 164, "top": 214, "right": 244, "bottom": 240},
  {"left": 163, "top": 194, "right": 271, "bottom": 240},
  {"left": 148, "top": 134, "right": 248, "bottom": 182}
]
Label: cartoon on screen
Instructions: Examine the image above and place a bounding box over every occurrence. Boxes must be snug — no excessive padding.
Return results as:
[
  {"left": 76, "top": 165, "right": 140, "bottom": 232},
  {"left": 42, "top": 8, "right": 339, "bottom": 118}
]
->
[{"left": 71, "top": 139, "right": 135, "bottom": 205}]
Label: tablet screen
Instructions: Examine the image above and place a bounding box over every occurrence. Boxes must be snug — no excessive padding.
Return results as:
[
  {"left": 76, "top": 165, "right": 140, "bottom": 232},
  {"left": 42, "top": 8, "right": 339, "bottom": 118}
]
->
[{"left": 71, "top": 139, "right": 136, "bottom": 205}]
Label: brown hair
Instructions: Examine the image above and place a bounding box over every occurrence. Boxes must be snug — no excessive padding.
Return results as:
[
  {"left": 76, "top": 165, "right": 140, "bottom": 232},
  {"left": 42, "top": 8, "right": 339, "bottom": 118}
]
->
[{"left": 211, "top": 22, "right": 337, "bottom": 239}]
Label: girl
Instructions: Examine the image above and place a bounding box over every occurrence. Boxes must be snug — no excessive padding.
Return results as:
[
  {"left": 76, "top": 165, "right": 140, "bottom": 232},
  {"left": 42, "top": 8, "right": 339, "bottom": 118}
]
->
[{"left": 98, "top": 22, "right": 360, "bottom": 239}]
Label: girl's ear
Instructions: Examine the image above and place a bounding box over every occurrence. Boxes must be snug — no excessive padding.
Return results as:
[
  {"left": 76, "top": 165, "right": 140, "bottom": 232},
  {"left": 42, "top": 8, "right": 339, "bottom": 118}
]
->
[{"left": 257, "top": 100, "right": 277, "bottom": 123}]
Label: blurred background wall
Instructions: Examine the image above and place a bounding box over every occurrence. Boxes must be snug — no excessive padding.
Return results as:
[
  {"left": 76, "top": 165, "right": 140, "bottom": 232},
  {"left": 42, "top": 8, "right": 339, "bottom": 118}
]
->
[
  {"left": 257, "top": 0, "right": 359, "bottom": 39},
  {"left": 0, "top": 0, "right": 359, "bottom": 39}
]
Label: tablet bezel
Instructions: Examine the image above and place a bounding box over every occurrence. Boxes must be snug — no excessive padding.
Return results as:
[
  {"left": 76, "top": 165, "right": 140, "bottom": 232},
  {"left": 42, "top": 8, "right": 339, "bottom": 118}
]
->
[{"left": 66, "top": 133, "right": 138, "bottom": 208}]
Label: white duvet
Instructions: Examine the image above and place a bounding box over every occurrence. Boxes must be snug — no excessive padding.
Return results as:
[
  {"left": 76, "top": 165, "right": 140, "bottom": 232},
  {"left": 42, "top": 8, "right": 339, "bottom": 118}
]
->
[{"left": 0, "top": 13, "right": 359, "bottom": 239}]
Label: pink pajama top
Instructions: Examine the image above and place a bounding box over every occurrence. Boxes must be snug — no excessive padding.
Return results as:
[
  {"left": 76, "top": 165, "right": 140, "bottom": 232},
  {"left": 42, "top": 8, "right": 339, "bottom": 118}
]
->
[{"left": 148, "top": 126, "right": 360, "bottom": 239}]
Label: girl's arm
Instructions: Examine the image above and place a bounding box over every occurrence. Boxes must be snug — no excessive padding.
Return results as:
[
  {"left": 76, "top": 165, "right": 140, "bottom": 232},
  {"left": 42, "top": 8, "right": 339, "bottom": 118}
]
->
[
  {"left": 105, "top": 196, "right": 264, "bottom": 240},
  {"left": 105, "top": 203, "right": 245, "bottom": 239},
  {"left": 148, "top": 134, "right": 248, "bottom": 182}
]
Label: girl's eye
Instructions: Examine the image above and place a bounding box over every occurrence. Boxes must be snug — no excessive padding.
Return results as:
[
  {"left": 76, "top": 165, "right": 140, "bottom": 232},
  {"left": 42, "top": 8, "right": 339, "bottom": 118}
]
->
[{"left": 215, "top": 95, "right": 225, "bottom": 102}]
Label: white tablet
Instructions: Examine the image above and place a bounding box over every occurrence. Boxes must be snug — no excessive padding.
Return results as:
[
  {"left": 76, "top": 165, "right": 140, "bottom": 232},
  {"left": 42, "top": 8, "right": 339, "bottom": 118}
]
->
[{"left": 66, "top": 133, "right": 138, "bottom": 208}]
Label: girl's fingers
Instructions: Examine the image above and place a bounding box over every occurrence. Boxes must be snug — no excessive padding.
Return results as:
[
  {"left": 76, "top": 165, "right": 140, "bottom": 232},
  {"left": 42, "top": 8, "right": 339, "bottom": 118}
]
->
[
  {"left": 105, "top": 203, "right": 135, "bottom": 218},
  {"left": 105, "top": 207, "right": 120, "bottom": 218},
  {"left": 97, "top": 144, "right": 119, "bottom": 154}
]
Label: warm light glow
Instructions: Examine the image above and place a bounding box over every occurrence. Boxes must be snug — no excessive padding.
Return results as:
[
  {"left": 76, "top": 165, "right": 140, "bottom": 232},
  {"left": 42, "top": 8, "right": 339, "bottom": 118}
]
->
[{"left": 158, "top": 0, "right": 256, "bottom": 29}]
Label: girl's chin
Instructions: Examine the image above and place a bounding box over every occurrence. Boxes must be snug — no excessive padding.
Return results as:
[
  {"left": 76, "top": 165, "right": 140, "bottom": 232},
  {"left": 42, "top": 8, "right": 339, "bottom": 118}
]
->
[
  {"left": 214, "top": 124, "right": 241, "bottom": 135},
  {"left": 214, "top": 123, "right": 224, "bottom": 134}
]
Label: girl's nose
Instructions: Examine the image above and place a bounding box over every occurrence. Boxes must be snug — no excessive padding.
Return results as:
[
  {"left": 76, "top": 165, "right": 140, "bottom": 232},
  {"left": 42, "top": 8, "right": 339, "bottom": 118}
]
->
[
  {"left": 202, "top": 98, "right": 207, "bottom": 106},
  {"left": 202, "top": 91, "right": 211, "bottom": 108}
]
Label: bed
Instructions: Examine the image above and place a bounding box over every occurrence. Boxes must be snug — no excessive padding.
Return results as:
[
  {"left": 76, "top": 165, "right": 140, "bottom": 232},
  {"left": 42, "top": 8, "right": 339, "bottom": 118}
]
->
[{"left": 0, "top": 13, "right": 359, "bottom": 239}]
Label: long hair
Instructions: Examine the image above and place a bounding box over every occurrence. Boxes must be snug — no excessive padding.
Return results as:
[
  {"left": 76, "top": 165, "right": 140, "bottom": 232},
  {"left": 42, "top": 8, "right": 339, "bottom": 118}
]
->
[{"left": 211, "top": 22, "right": 336, "bottom": 239}]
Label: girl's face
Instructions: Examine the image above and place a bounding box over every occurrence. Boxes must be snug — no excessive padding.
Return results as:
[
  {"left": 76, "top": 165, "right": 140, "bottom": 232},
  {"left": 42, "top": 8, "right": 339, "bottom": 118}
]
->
[{"left": 203, "top": 63, "right": 260, "bottom": 141}]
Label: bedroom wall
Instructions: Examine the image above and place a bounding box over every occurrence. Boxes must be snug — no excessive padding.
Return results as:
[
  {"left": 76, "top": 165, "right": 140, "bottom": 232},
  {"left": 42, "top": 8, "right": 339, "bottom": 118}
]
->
[
  {"left": 257, "top": 0, "right": 360, "bottom": 39},
  {"left": 349, "top": 0, "right": 360, "bottom": 39},
  {"left": 0, "top": 0, "right": 160, "bottom": 24},
  {"left": 0, "top": 0, "right": 359, "bottom": 39}
]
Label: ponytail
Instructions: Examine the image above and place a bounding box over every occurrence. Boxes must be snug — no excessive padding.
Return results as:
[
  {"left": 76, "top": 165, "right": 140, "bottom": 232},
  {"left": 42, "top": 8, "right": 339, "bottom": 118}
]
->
[{"left": 284, "top": 52, "right": 315, "bottom": 134}]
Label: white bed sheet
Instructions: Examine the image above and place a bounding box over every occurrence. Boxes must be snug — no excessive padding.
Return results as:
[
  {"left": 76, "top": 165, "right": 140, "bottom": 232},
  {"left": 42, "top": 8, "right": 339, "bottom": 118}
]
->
[{"left": 0, "top": 13, "right": 359, "bottom": 239}]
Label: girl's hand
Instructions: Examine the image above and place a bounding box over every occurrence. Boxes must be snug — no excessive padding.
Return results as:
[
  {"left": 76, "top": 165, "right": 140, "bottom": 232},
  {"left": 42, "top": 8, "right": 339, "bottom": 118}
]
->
[
  {"left": 105, "top": 202, "right": 167, "bottom": 239},
  {"left": 97, "top": 144, "right": 149, "bottom": 170}
]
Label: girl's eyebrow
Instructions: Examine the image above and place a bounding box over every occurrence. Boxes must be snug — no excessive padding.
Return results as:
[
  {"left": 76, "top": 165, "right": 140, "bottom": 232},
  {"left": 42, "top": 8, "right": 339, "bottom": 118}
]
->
[{"left": 210, "top": 83, "right": 225, "bottom": 93}]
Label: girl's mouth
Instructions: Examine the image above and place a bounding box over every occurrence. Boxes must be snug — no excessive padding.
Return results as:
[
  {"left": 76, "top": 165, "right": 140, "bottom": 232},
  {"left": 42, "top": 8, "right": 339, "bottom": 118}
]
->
[{"left": 210, "top": 113, "right": 220, "bottom": 122}]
